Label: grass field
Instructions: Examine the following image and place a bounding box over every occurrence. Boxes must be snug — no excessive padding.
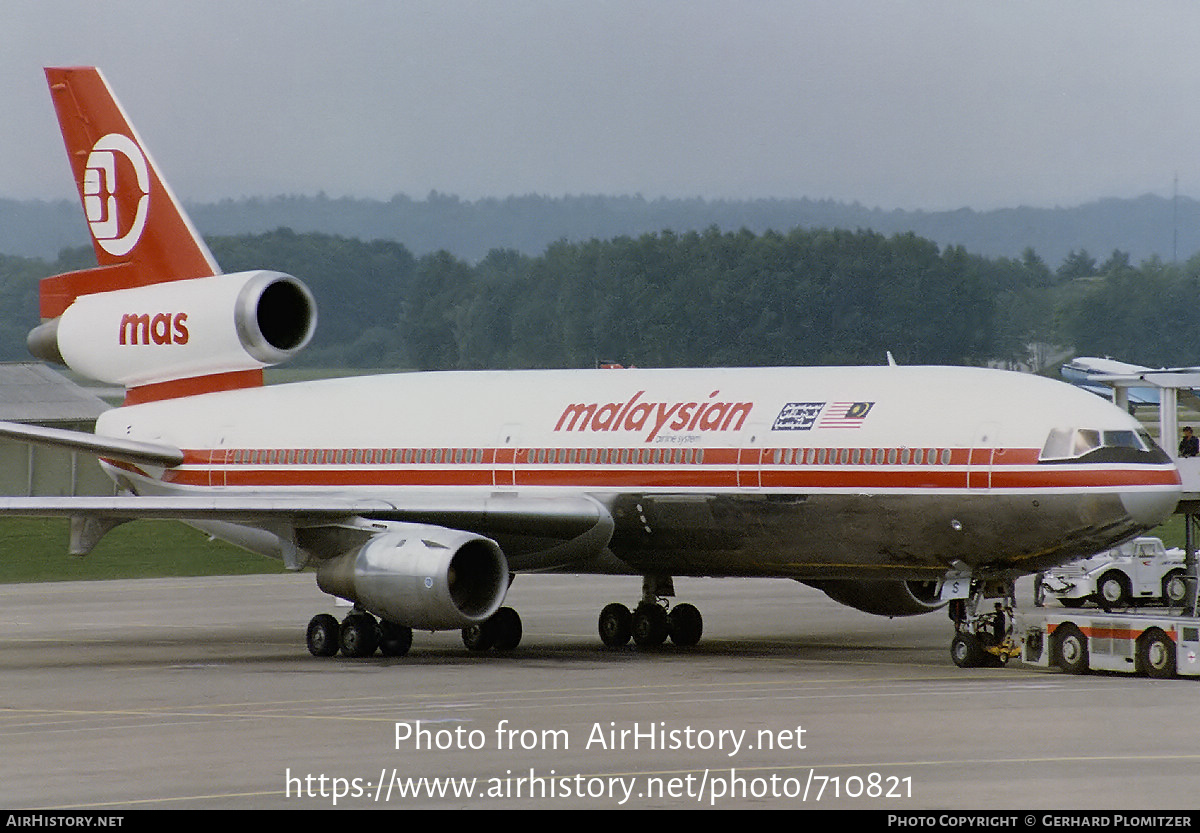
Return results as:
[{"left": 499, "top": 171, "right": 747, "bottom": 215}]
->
[
  {"left": 0, "top": 514, "right": 1185, "bottom": 584},
  {"left": 0, "top": 518, "right": 289, "bottom": 583}
]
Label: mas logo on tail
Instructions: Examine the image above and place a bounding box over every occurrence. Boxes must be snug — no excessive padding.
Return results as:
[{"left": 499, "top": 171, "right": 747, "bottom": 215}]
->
[{"left": 84, "top": 133, "right": 150, "bottom": 256}]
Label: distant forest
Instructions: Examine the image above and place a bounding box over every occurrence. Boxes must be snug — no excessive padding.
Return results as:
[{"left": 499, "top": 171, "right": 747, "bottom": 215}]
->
[
  {"left": 2, "top": 226, "right": 1198, "bottom": 372},
  {"left": 1, "top": 191, "right": 1197, "bottom": 269}
]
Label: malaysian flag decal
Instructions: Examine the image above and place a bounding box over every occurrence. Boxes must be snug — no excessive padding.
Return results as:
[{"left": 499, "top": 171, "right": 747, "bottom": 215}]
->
[{"left": 818, "top": 401, "right": 874, "bottom": 428}]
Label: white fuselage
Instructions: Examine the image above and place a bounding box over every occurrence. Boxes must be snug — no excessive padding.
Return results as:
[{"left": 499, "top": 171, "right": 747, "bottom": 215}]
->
[{"left": 94, "top": 364, "right": 1181, "bottom": 581}]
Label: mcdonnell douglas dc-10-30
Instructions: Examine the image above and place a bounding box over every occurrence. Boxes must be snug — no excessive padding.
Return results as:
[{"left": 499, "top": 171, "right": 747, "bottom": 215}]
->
[{"left": 0, "top": 67, "right": 1181, "bottom": 663}]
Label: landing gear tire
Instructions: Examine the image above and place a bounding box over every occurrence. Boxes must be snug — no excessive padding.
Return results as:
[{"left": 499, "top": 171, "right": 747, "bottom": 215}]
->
[
  {"left": 668, "top": 603, "right": 703, "bottom": 647},
  {"left": 490, "top": 607, "right": 523, "bottom": 651},
  {"left": 340, "top": 613, "right": 379, "bottom": 658},
  {"left": 632, "top": 603, "right": 669, "bottom": 647},
  {"left": 1053, "top": 624, "right": 1089, "bottom": 674},
  {"left": 378, "top": 621, "right": 413, "bottom": 657},
  {"left": 951, "top": 633, "right": 986, "bottom": 668},
  {"left": 1138, "top": 629, "right": 1176, "bottom": 679},
  {"left": 599, "top": 603, "right": 632, "bottom": 647},
  {"left": 1164, "top": 571, "right": 1188, "bottom": 606},
  {"left": 306, "top": 613, "right": 340, "bottom": 657},
  {"left": 463, "top": 607, "right": 523, "bottom": 652},
  {"left": 462, "top": 620, "right": 496, "bottom": 652}
]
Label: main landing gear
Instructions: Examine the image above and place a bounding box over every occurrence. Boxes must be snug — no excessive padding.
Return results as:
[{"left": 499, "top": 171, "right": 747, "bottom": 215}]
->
[
  {"left": 462, "top": 607, "right": 523, "bottom": 652},
  {"left": 306, "top": 610, "right": 414, "bottom": 658},
  {"left": 598, "top": 575, "right": 704, "bottom": 648},
  {"left": 306, "top": 606, "right": 524, "bottom": 658}
]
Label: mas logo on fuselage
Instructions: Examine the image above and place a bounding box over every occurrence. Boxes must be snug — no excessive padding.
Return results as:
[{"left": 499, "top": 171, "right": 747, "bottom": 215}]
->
[{"left": 84, "top": 133, "right": 149, "bottom": 257}]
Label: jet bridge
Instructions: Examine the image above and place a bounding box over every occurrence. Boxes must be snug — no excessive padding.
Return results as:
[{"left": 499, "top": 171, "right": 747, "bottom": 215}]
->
[{"left": 1081, "top": 369, "right": 1200, "bottom": 616}]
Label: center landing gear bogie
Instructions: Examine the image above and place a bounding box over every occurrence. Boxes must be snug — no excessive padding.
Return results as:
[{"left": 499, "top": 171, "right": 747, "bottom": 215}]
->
[{"left": 598, "top": 575, "right": 704, "bottom": 649}]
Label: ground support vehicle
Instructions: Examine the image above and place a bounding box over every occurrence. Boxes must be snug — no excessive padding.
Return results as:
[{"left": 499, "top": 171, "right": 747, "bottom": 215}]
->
[
  {"left": 1019, "top": 609, "right": 1200, "bottom": 678},
  {"left": 1036, "top": 537, "right": 1188, "bottom": 609}
]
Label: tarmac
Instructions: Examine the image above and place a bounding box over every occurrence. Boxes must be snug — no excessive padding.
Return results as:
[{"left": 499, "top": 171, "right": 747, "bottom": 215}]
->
[{"left": 0, "top": 571, "right": 1195, "bottom": 809}]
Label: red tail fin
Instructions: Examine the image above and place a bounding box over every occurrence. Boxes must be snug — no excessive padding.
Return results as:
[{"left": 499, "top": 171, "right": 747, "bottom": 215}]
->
[{"left": 41, "top": 67, "right": 220, "bottom": 317}]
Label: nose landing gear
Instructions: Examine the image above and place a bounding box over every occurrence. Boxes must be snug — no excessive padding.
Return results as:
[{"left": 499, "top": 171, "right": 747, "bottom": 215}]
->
[{"left": 949, "top": 578, "right": 1019, "bottom": 668}]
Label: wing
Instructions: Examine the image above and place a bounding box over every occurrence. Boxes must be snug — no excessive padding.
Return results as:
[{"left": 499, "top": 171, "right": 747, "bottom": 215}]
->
[
  {"left": 0, "top": 492, "right": 608, "bottom": 533},
  {"left": 0, "top": 492, "right": 611, "bottom": 568},
  {"left": 0, "top": 419, "right": 183, "bottom": 467}
]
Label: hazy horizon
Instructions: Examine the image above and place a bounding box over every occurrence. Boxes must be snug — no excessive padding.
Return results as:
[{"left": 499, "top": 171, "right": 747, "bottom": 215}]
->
[{"left": 5, "top": 2, "right": 1200, "bottom": 213}]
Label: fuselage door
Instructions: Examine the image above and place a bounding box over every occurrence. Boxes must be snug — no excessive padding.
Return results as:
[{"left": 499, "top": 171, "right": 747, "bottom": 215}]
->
[
  {"left": 968, "top": 422, "right": 999, "bottom": 490},
  {"left": 210, "top": 427, "right": 232, "bottom": 487},
  {"left": 495, "top": 423, "right": 520, "bottom": 488},
  {"left": 738, "top": 423, "right": 765, "bottom": 489}
]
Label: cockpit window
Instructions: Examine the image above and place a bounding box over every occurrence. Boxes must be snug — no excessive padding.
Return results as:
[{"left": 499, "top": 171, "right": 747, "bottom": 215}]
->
[
  {"left": 1103, "top": 430, "right": 1149, "bottom": 451},
  {"left": 1072, "top": 429, "right": 1101, "bottom": 457},
  {"left": 1040, "top": 428, "right": 1075, "bottom": 460},
  {"left": 1040, "top": 427, "right": 1166, "bottom": 463}
]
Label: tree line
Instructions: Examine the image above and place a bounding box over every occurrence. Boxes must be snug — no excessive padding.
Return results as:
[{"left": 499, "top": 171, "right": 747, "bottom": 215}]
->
[
  {"left": 4, "top": 192, "right": 1196, "bottom": 270},
  {"left": 0, "top": 226, "right": 1196, "bottom": 372}
]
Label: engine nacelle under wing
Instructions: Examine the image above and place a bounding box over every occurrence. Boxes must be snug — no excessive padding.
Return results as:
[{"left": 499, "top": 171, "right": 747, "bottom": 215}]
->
[
  {"left": 805, "top": 579, "right": 945, "bottom": 617},
  {"left": 315, "top": 524, "right": 509, "bottom": 630},
  {"left": 28, "top": 270, "right": 316, "bottom": 387}
]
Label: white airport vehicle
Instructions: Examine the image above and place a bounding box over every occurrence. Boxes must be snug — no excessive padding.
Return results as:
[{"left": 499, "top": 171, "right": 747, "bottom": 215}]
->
[
  {"left": 1037, "top": 537, "right": 1189, "bottom": 609},
  {"left": 0, "top": 67, "right": 1181, "bottom": 661},
  {"left": 1019, "top": 608, "right": 1200, "bottom": 679}
]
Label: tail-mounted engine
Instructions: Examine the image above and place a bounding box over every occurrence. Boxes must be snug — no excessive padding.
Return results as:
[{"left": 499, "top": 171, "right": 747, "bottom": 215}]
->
[
  {"left": 27, "top": 270, "right": 316, "bottom": 387},
  {"left": 315, "top": 524, "right": 509, "bottom": 630}
]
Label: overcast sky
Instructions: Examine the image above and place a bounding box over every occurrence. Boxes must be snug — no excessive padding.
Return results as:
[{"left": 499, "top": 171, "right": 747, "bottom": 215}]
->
[{"left": 3, "top": 1, "right": 1200, "bottom": 211}]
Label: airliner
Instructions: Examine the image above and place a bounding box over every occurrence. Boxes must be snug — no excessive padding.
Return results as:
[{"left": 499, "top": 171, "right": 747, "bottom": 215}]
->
[
  {"left": 1061, "top": 356, "right": 1200, "bottom": 413},
  {"left": 1061, "top": 357, "right": 1164, "bottom": 408},
  {"left": 0, "top": 67, "right": 1182, "bottom": 660}
]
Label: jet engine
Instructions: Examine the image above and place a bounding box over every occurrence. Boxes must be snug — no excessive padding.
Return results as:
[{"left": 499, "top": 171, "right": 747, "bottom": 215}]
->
[
  {"left": 27, "top": 270, "right": 316, "bottom": 387},
  {"left": 804, "top": 579, "right": 946, "bottom": 617},
  {"left": 315, "top": 524, "right": 509, "bottom": 630}
]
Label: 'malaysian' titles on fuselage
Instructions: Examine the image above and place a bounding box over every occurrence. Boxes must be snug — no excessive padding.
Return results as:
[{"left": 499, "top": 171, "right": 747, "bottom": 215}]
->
[{"left": 553, "top": 390, "right": 753, "bottom": 443}]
